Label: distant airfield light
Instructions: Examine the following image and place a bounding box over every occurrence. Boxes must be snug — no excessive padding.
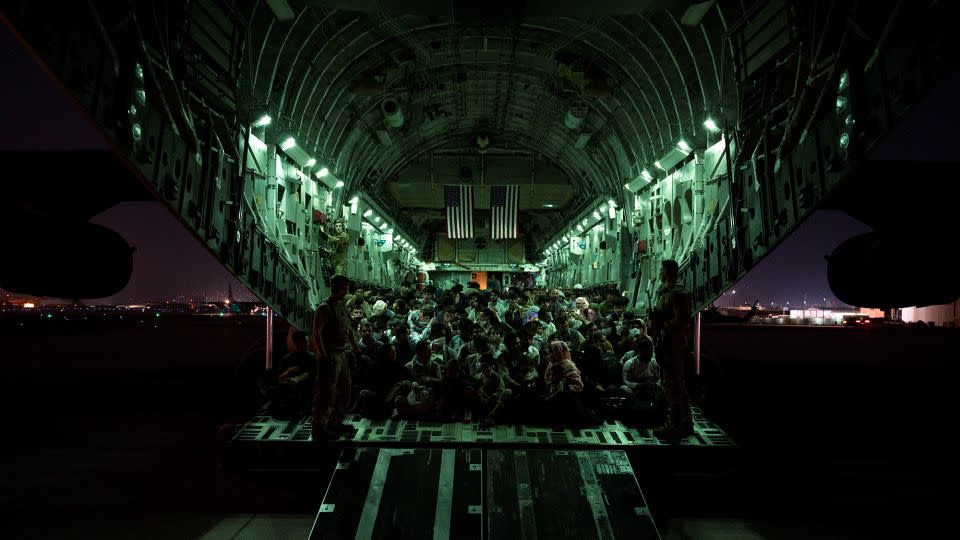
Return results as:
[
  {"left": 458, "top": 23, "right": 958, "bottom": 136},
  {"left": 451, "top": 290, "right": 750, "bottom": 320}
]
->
[
  {"left": 280, "top": 137, "right": 296, "bottom": 150},
  {"left": 317, "top": 167, "right": 330, "bottom": 177},
  {"left": 254, "top": 115, "right": 272, "bottom": 127},
  {"left": 703, "top": 118, "right": 720, "bottom": 132},
  {"left": 335, "top": 180, "right": 344, "bottom": 188},
  {"left": 306, "top": 158, "right": 316, "bottom": 167}
]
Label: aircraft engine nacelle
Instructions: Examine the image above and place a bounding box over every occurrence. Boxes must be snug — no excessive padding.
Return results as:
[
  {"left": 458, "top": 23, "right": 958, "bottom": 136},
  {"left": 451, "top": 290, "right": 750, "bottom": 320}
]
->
[
  {"left": 826, "top": 232, "right": 960, "bottom": 308},
  {"left": 0, "top": 221, "right": 134, "bottom": 299}
]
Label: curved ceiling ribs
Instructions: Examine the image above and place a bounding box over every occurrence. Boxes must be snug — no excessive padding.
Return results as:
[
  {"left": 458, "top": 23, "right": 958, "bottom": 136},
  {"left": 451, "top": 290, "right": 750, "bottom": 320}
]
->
[{"left": 242, "top": 1, "right": 738, "bottom": 249}]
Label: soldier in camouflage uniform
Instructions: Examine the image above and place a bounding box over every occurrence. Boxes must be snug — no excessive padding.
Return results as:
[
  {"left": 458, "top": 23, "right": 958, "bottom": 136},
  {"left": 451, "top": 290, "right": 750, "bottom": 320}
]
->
[
  {"left": 323, "top": 218, "right": 350, "bottom": 276},
  {"left": 311, "top": 274, "right": 362, "bottom": 442},
  {"left": 649, "top": 259, "right": 694, "bottom": 441}
]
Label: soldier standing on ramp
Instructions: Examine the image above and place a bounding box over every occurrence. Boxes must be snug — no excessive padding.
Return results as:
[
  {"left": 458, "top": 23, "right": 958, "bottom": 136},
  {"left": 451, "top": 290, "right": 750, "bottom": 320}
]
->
[
  {"left": 311, "top": 274, "right": 361, "bottom": 442},
  {"left": 649, "top": 259, "right": 694, "bottom": 441}
]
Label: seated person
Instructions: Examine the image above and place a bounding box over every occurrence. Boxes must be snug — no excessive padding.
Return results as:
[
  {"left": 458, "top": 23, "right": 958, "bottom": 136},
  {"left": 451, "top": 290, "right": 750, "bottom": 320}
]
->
[
  {"left": 439, "top": 358, "right": 475, "bottom": 422},
  {"left": 621, "top": 335, "right": 660, "bottom": 394},
  {"left": 390, "top": 380, "right": 438, "bottom": 420},
  {"left": 620, "top": 335, "right": 665, "bottom": 427},
  {"left": 261, "top": 327, "right": 315, "bottom": 417},
  {"left": 461, "top": 333, "right": 492, "bottom": 378},
  {"left": 541, "top": 340, "right": 595, "bottom": 428},
  {"left": 473, "top": 353, "right": 513, "bottom": 427},
  {"left": 405, "top": 340, "right": 443, "bottom": 388}
]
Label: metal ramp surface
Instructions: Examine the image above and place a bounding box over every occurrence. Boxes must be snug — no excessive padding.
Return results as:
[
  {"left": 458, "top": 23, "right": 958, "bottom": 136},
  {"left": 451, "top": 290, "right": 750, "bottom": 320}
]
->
[
  {"left": 231, "top": 405, "right": 733, "bottom": 449},
  {"left": 309, "top": 447, "right": 660, "bottom": 540}
]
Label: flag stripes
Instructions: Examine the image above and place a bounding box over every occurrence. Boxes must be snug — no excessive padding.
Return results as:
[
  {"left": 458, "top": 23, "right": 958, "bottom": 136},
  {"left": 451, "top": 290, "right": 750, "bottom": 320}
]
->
[
  {"left": 490, "top": 185, "right": 519, "bottom": 239},
  {"left": 443, "top": 184, "right": 474, "bottom": 238}
]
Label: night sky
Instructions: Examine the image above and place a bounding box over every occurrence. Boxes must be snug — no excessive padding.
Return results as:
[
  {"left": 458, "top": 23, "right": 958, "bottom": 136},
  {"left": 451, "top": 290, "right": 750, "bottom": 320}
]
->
[{"left": 2, "top": 20, "right": 956, "bottom": 306}]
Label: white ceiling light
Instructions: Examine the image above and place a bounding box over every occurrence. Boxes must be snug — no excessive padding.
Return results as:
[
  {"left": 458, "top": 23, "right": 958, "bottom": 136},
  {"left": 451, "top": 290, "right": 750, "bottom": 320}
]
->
[
  {"left": 704, "top": 118, "right": 720, "bottom": 132},
  {"left": 280, "top": 137, "right": 296, "bottom": 150},
  {"left": 592, "top": 211, "right": 601, "bottom": 220},
  {"left": 334, "top": 180, "right": 344, "bottom": 188},
  {"left": 253, "top": 115, "right": 271, "bottom": 127},
  {"left": 607, "top": 199, "right": 617, "bottom": 208},
  {"left": 363, "top": 209, "right": 373, "bottom": 217},
  {"left": 373, "top": 216, "right": 380, "bottom": 223},
  {"left": 305, "top": 158, "right": 316, "bottom": 167},
  {"left": 317, "top": 167, "right": 329, "bottom": 177},
  {"left": 347, "top": 196, "right": 359, "bottom": 204},
  {"left": 677, "top": 139, "right": 692, "bottom": 153}
]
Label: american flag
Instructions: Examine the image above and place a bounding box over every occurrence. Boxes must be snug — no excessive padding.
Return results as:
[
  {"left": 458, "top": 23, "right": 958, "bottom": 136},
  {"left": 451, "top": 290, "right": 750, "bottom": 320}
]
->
[
  {"left": 444, "top": 184, "right": 474, "bottom": 238},
  {"left": 490, "top": 185, "right": 519, "bottom": 239}
]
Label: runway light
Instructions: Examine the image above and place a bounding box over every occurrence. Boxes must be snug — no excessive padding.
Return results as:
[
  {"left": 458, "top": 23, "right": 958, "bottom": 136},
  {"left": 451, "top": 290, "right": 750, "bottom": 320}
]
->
[
  {"left": 306, "top": 158, "right": 316, "bottom": 167},
  {"left": 363, "top": 209, "right": 373, "bottom": 217},
  {"left": 280, "top": 137, "right": 296, "bottom": 150},
  {"left": 335, "top": 180, "right": 344, "bottom": 188},
  {"left": 254, "top": 115, "right": 272, "bottom": 127},
  {"left": 677, "top": 139, "right": 691, "bottom": 153},
  {"left": 317, "top": 167, "right": 329, "bottom": 177},
  {"left": 703, "top": 118, "right": 719, "bottom": 132}
]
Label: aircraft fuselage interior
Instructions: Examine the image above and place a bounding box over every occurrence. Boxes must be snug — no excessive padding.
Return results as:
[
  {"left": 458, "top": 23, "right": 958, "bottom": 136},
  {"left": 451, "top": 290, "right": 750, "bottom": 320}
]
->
[{"left": 3, "top": 0, "right": 960, "bottom": 329}]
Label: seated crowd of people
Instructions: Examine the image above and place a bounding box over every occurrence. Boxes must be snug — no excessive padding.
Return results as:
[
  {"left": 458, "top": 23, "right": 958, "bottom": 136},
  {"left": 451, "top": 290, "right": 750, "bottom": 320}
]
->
[{"left": 263, "top": 280, "right": 666, "bottom": 430}]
